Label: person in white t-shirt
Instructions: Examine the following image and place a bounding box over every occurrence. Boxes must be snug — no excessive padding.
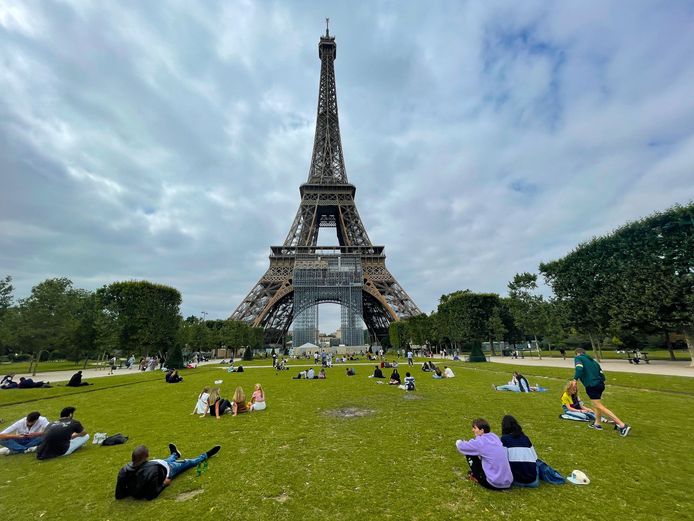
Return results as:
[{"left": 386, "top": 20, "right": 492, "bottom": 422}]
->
[
  {"left": 443, "top": 366, "right": 455, "bottom": 378},
  {"left": 0, "top": 411, "right": 49, "bottom": 454}
]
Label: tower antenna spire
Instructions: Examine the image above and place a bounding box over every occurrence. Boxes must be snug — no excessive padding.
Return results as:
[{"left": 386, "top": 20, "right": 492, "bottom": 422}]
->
[{"left": 325, "top": 17, "right": 329, "bottom": 37}]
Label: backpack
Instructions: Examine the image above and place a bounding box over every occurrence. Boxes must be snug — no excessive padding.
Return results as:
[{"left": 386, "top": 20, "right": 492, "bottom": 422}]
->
[{"left": 102, "top": 433, "right": 129, "bottom": 446}]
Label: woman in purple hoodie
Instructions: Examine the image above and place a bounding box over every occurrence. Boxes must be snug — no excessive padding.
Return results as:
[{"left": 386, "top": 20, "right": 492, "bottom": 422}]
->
[{"left": 455, "top": 418, "right": 513, "bottom": 490}]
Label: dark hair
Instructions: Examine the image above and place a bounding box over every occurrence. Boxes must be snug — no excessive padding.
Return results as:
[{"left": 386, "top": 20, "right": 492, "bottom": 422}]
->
[
  {"left": 501, "top": 415, "right": 524, "bottom": 437},
  {"left": 132, "top": 445, "right": 149, "bottom": 465},
  {"left": 27, "top": 411, "right": 41, "bottom": 422},
  {"left": 405, "top": 372, "right": 411, "bottom": 377},
  {"left": 472, "top": 418, "right": 491, "bottom": 433},
  {"left": 60, "top": 406, "right": 76, "bottom": 418}
]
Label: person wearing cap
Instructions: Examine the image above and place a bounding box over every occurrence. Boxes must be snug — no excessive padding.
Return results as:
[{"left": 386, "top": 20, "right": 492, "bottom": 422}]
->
[
  {"left": 115, "top": 443, "right": 221, "bottom": 500},
  {"left": 36, "top": 406, "right": 89, "bottom": 460},
  {"left": 0, "top": 411, "right": 49, "bottom": 454},
  {"left": 455, "top": 418, "right": 512, "bottom": 490},
  {"left": 572, "top": 348, "right": 631, "bottom": 436}
]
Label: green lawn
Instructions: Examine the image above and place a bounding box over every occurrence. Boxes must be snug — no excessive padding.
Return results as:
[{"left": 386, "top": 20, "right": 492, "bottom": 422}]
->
[{"left": 0, "top": 362, "right": 692, "bottom": 521}]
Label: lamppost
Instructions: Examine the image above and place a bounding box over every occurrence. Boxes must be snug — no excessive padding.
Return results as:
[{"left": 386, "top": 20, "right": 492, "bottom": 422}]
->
[{"left": 201, "top": 311, "right": 208, "bottom": 321}]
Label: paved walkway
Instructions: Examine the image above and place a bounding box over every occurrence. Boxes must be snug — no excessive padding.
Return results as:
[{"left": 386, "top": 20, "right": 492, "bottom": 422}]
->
[
  {"left": 486, "top": 355, "right": 694, "bottom": 377},
  {"left": 6, "top": 356, "right": 693, "bottom": 383}
]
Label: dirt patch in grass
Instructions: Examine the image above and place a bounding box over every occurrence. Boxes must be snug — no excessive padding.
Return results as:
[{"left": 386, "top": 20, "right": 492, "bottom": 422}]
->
[
  {"left": 324, "top": 407, "right": 375, "bottom": 418},
  {"left": 175, "top": 489, "right": 204, "bottom": 502},
  {"left": 266, "top": 492, "right": 289, "bottom": 503},
  {"left": 403, "top": 393, "right": 422, "bottom": 400}
]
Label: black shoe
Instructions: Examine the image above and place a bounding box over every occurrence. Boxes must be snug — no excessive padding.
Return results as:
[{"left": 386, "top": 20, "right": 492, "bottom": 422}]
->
[
  {"left": 168, "top": 443, "right": 181, "bottom": 458},
  {"left": 206, "top": 445, "right": 221, "bottom": 458}
]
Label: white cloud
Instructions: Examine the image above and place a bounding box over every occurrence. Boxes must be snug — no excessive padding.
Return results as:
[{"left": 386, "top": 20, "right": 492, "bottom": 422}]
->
[{"left": 0, "top": 0, "right": 692, "bottom": 333}]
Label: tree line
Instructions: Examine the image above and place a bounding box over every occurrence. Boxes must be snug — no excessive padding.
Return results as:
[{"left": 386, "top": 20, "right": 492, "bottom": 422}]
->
[
  {"left": 0, "top": 278, "right": 264, "bottom": 369},
  {"left": 389, "top": 203, "right": 693, "bottom": 365}
]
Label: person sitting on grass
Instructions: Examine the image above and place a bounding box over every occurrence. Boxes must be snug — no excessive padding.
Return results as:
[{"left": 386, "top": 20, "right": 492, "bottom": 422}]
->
[
  {"left": 36, "top": 406, "right": 89, "bottom": 460},
  {"left": 346, "top": 368, "right": 356, "bottom": 376},
  {"left": 370, "top": 366, "right": 385, "bottom": 379},
  {"left": 398, "top": 372, "right": 416, "bottom": 391},
  {"left": 317, "top": 368, "right": 327, "bottom": 379},
  {"left": 115, "top": 443, "right": 221, "bottom": 500},
  {"left": 165, "top": 369, "right": 183, "bottom": 383},
  {"left": 192, "top": 387, "right": 210, "bottom": 416},
  {"left": 492, "top": 372, "right": 531, "bottom": 392},
  {"left": 306, "top": 367, "right": 315, "bottom": 379},
  {"left": 248, "top": 383, "right": 266, "bottom": 411},
  {"left": 208, "top": 388, "right": 232, "bottom": 419},
  {"left": 432, "top": 366, "right": 444, "bottom": 379},
  {"left": 443, "top": 366, "right": 455, "bottom": 378},
  {"left": 560, "top": 381, "right": 596, "bottom": 422},
  {"left": 500, "top": 415, "right": 539, "bottom": 488},
  {"left": 231, "top": 387, "right": 249, "bottom": 416},
  {"left": 388, "top": 368, "right": 401, "bottom": 385},
  {"left": 455, "top": 418, "right": 512, "bottom": 491},
  {"left": 66, "top": 371, "right": 91, "bottom": 387},
  {"left": 0, "top": 411, "right": 49, "bottom": 455}
]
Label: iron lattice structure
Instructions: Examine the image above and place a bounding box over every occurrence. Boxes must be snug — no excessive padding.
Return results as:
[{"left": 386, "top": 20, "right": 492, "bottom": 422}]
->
[
  {"left": 230, "top": 26, "right": 421, "bottom": 343},
  {"left": 293, "top": 255, "right": 364, "bottom": 347}
]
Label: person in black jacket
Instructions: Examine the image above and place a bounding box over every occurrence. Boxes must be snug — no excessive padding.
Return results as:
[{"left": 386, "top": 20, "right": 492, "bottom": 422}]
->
[
  {"left": 115, "top": 443, "right": 221, "bottom": 500},
  {"left": 66, "top": 371, "right": 91, "bottom": 387}
]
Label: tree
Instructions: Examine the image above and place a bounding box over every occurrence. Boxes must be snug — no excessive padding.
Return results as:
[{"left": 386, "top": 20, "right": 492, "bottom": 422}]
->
[
  {"left": 16, "top": 278, "right": 82, "bottom": 370},
  {"left": 96, "top": 281, "right": 182, "bottom": 357},
  {"left": 0, "top": 275, "right": 13, "bottom": 316},
  {"left": 487, "top": 307, "right": 507, "bottom": 356},
  {"left": 166, "top": 343, "right": 185, "bottom": 369},
  {"left": 507, "top": 273, "right": 546, "bottom": 358}
]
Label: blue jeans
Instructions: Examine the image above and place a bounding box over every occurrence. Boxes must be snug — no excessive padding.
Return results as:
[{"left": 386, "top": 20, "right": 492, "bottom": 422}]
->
[
  {"left": 562, "top": 407, "right": 595, "bottom": 422},
  {"left": 165, "top": 452, "right": 207, "bottom": 479},
  {"left": 496, "top": 384, "right": 520, "bottom": 392},
  {"left": 1, "top": 437, "right": 43, "bottom": 453},
  {"left": 513, "top": 474, "right": 540, "bottom": 488}
]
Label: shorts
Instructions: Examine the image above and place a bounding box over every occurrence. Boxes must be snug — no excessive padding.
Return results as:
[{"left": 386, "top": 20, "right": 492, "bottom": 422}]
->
[{"left": 585, "top": 383, "right": 605, "bottom": 400}]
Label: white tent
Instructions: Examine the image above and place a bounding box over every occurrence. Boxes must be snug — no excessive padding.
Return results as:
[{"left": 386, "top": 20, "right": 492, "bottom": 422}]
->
[{"left": 293, "top": 342, "right": 320, "bottom": 355}]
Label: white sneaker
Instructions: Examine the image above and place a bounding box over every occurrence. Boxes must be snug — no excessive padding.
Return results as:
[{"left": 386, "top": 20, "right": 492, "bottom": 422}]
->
[
  {"left": 25, "top": 446, "right": 37, "bottom": 453},
  {"left": 0, "top": 447, "right": 10, "bottom": 455}
]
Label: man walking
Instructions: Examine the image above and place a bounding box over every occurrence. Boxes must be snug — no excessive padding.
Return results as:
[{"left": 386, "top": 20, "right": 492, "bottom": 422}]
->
[
  {"left": 0, "top": 411, "right": 49, "bottom": 454},
  {"left": 572, "top": 348, "right": 631, "bottom": 436},
  {"left": 115, "top": 443, "right": 221, "bottom": 500}
]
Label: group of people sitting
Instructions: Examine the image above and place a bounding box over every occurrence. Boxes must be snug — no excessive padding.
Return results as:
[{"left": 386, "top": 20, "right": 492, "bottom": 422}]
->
[
  {"left": 192, "top": 384, "right": 266, "bottom": 418},
  {"left": 456, "top": 415, "right": 561, "bottom": 490},
  {"left": 292, "top": 367, "right": 326, "bottom": 379},
  {"left": 421, "top": 361, "right": 455, "bottom": 379},
  {"left": 0, "top": 406, "right": 89, "bottom": 459},
  {"left": 1, "top": 374, "right": 51, "bottom": 389}
]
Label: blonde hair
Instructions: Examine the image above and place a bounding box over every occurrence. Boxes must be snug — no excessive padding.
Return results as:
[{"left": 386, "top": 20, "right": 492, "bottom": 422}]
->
[
  {"left": 254, "top": 383, "right": 264, "bottom": 399},
  {"left": 208, "top": 387, "right": 220, "bottom": 404},
  {"left": 564, "top": 381, "right": 577, "bottom": 395},
  {"left": 232, "top": 386, "right": 246, "bottom": 403}
]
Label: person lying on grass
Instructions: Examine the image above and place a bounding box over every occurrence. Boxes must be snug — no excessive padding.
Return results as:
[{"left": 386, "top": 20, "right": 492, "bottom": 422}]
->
[
  {"left": 432, "top": 366, "right": 444, "bottom": 379},
  {"left": 115, "top": 443, "right": 221, "bottom": 500},
  {"left": 560, "top": 381, "right": 596, "bottom": 422},
  {"left": 0, "top": 411, "right": 49, "bottom": 455},
  {"left": 232, "top": 386, "right": 249, "bottom": 416},
  {"left": 455, "top": 418, "right": 512, "bottom": 491}
]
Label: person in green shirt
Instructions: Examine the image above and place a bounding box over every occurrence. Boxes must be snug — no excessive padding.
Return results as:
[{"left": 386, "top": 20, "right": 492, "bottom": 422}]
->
[{"left": 572, "top": 348, "right": 631, "bottom": 436}]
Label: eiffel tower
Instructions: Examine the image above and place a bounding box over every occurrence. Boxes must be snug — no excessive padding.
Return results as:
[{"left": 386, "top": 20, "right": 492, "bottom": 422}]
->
[{"left": 230, "top": 23, "right": 421, "bottom": 343}]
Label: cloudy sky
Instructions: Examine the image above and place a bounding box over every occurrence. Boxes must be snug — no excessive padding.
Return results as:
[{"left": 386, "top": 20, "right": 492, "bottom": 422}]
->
[{"left": 1, "top": 0, "right": 693, "bottom": 332}]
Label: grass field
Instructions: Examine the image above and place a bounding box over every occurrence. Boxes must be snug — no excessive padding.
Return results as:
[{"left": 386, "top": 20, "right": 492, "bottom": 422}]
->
[{"left": 1, "top": 361, "right": 693, "bottom": 521}]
